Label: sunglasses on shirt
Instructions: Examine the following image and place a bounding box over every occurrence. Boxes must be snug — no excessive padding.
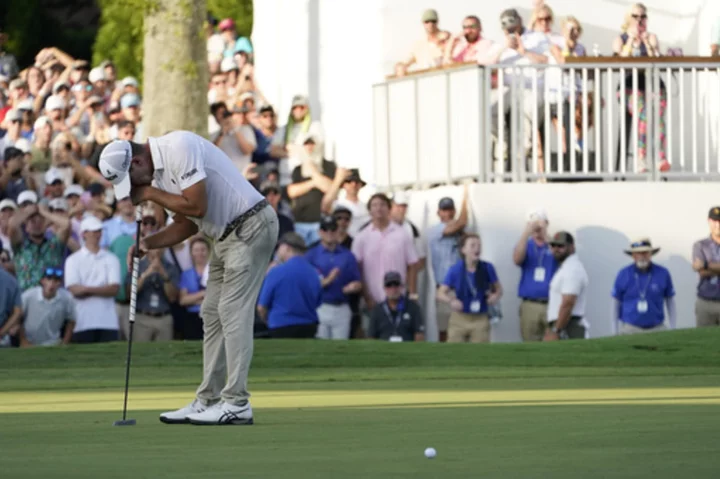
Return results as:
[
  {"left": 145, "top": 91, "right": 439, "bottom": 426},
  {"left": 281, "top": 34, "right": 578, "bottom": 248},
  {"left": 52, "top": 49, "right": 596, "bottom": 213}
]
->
[{"left": 43, "top": 267, "right": 63, "bottom": 279}]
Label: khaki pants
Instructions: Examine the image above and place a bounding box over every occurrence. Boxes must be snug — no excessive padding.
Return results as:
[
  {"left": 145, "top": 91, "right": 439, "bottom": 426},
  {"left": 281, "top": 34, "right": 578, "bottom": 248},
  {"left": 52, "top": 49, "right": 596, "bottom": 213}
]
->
[
  {"left": 519, "top": 300, "right": 548, "bottom": 342},
  {"left": 448, "top": 312, "right": 490, "bottom": 343},
  {"left": 134, "top": 313, "right": 173, "bottom": 342},
  {"left": 695, "top": 297, "right": 720, "bottom": 327},
  {"left": 435, "top": 298, "right": 452, "bottom": 333},
  {"left": 196, "top": 206, "right": 278, "bottom": 406},
  {"left": 116, "top": 303, "right": 130, "bottom": 340},
  {"left": 619, "top": 322, "right": 667, "bottom": 335}
]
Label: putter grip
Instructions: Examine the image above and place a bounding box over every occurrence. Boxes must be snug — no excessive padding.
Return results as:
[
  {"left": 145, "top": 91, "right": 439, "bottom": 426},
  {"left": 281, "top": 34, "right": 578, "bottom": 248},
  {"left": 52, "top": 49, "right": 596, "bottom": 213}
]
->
[{"left": 129, "top": 206, "right": 142, "bottom": 325}]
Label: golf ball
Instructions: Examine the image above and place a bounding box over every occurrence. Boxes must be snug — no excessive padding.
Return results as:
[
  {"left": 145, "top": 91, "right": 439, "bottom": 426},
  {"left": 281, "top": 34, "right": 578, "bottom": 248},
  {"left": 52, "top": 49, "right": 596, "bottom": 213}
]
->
[{"left": 424, "top": 447, "right": 436, "bottom": 459}]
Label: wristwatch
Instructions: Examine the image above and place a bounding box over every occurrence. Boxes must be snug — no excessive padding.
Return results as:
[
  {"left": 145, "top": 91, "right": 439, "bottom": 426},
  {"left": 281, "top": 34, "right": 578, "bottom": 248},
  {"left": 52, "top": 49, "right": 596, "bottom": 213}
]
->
[{"left": 408, "top": 293, "right": 419, "bottom": 300}]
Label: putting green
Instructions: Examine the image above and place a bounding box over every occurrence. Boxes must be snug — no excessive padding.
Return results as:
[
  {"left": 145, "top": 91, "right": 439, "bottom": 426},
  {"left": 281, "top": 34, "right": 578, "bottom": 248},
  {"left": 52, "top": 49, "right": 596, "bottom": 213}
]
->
[{"left": 3, "top": 387, "right": 720, "bottom": 413}]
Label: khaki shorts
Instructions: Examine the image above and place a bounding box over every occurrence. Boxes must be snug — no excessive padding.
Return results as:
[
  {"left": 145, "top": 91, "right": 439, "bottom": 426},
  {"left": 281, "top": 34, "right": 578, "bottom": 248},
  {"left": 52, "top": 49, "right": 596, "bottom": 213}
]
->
[
  {"left": 695, "top": 297, "right": 720, "bottom": 327},
  {"left": 448, "top": 312, "right": 490, "bottom": 343},
  {"left": 435, "top": 298, "right": 452, "bottom": 333}
]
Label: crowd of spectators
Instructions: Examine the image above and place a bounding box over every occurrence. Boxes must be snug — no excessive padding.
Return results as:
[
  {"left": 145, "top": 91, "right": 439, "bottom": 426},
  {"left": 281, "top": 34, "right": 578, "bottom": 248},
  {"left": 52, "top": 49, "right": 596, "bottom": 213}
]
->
[{"left": 0, "top": 6, "right": 719, "bottom": 347}]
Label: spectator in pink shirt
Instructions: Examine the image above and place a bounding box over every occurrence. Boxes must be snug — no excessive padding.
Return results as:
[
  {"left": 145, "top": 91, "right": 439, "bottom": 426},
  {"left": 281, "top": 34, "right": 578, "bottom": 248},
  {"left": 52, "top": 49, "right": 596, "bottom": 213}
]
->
[
  {"left": 352, "top": 193, "right": 419, "bottom": 310},
  {"left": 443, "top": 16, "right": 497, "bottom": 65}
]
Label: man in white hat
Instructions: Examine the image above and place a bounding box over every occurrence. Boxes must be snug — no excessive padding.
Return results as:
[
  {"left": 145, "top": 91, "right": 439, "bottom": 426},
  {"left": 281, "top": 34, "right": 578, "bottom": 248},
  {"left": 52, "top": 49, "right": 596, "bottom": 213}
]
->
[
  {"left": 97, "top": 130, "right": 278, "bottom": 425},
  {"left": 611, "top": 238, "right": 676, "bottom": 335}
]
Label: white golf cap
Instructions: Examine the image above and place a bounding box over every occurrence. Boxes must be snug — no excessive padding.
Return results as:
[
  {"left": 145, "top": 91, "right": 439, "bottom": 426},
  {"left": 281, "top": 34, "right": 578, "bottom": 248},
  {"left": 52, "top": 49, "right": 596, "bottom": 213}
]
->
[
  {"left": 64, "top": 184, "right": 84, "bottom": 198},
  {"left": 392, "top": 191, "right": 410, "bottom": 205},
  {"left": 121, "top": 76, "right": 139, "bottom": 88},
  {"left": 98, "top": 140, "right": 132, "bottom": 200},
  {"left": 49, "top": 197, "right": 68, "bottom": 211},
  {"left": 16, "top": 99, "right": 33, "bottom": 111},
  {"left": 527, "top": 208, "right": 549, "bottom": 222},
  {"left": 220, "top": 57, "right": 238, "bottom": 73},
  {"left": 45, "top": 168, "right": 64, "bottom": 185},
  {"left": 17, "top": 190, "right": 38, "bottom": 205},
  {"left": 0, "top": 199, "right": 17, "bottom": 211},
  {"left": 13, "top": 138, "right": 31, "bottom": 154},
  {"left": 34, "top": 115, "right": 51, "bottom": 130},
  {"left": 80, "top": 215, "right": 104, "bottom": 233},
  {"left": 88, "top": 67, "right": 106, "bottom": 83},
  {"left": 45, "top": 95, "right": 66, "bottom": 111}
]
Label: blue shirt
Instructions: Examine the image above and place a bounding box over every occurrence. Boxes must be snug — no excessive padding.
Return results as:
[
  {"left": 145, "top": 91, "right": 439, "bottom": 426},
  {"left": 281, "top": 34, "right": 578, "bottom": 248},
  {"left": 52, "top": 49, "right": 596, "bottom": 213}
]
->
[
  {"left": 0, "top": 268, "right": 21, "bottom": 328},
  {"left": 443, "top": 259, "right": 499, "bottom": 314},
  {"left": 179, "top": 267, "right": 204, "bottom": 313},
  {"left": 428, "top": 223, "right": 461, "bottom": 284},
  {"left": 305, "top": 243, "right": 361, "bottom": 304},
  {"left": 258, "top": 256, "right": 322, "bottom": 329},
  {"left": 517, "top": 239, "right": 557, "bottom": 299},
  {"left": 612, "top": 263, "right": 675, "bottom": 328},
  {"left": 101, "top": 216, "right": 137, "bottom": 249}
]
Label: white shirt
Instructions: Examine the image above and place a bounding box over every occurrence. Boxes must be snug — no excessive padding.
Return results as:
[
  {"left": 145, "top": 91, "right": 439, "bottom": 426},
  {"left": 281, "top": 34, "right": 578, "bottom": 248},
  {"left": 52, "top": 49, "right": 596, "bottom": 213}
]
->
[
  {"left": 547, "top": 253, "right": 589, "bottom": 322},
  {"left": 149, "top": 130, "right": 264, "bottom": 239},
  {"left": 335, "top": 197, "right": 369, "bottom": 238},
  {"left": 401, "top": 219, "right": 427, "bottom": 259},
  {"left": 212, "top": 125, "right": 256, "bottom": 173},
  {"left": 498, "top": 30, "right": 551, "bottom": 89},
  {"left": 64, "top": 247, "right": 121, "bottom": 332}
]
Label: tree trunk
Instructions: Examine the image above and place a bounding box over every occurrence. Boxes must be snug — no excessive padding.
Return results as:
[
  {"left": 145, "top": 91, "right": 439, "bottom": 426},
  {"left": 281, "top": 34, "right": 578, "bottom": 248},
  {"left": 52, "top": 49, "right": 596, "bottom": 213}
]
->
[{"left": 143, "top": 0, "right": 208, "bottom": 138}]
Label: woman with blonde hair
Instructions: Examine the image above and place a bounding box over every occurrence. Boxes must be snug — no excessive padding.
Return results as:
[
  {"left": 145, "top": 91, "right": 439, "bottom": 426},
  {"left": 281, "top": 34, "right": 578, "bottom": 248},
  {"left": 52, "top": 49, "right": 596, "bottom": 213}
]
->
[
  {"left": 529, "top": 3, "right": 564, "bottom": 48},
  {"left": 611, "top": 3, "right": 668, "bottom": 172}
]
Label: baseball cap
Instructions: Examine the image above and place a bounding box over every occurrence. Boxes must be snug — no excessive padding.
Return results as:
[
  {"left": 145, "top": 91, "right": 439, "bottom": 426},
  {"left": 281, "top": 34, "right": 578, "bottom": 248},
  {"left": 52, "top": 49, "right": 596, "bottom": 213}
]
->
[
  {"left": 52, "top": 81, "right": 70, "bottom": 93},
  {"left": 218, "top": 18, "right": 235, "bottom": 31},
  {"left": 234, "top": 37, "right": 253, "bottom": 54},
  {"left": 291, "top": 94, "right": 308, "bottom": 108},
  {"left": 9, "top": 78, "right": 27, "bottom": 91},
  {"left": 383, "top": 271, "right": 403, "bottom": 286},
  {"left": 709, "top": 206, "right": 720, "bottom": 221},
  {"left": 120, "top": 93, "right": 141, "bottom": 109},
  {"left": 80, "top": 215, "right": 104, "bottom": 233},
  {"left": 87, "top": 182, "right": 106, "bottom": 196},
  {"left": 0, "top": 199, "right": 17, "bottom": 211},
  {"left": 64, "top": 184, "right": 84, "bottom": 198},
  {"left": 45, "top": 168, "right": 64, "bottom": 185},
  {"left": 4, "top": 108, "right": 20, "bottom": 122},
  {"left": 278, "top": 232, "right": 306, "bottom": 251},
  {"left": 549, "top": 231, "right": 575, "bottom": 247},
  {"left": 13, "top": 138, "right": 31, "bottom": 154},
  {"left": 438, "top": 197, "right": 455, "bottom": 210},
  {"left": 333, "top": 205, "right": 352, "bottom": 217},
  {"left": 421, "top": 9, "right": 438, "bottom": 22},
  {"left": 220, "top": 57, "right": 238, "bottom": 73},
  {"left": 319, "top": 216, "right": 338, "bottom": 231},
  {"left": 17, "top": 190, "right": 38, "bottom": 206},
  {"left": 33, "top": 116, "right": 51, "bottom": 130},
  {"left": 258, "top": 104, "right": 275, "bottom": 115},
  {"left": 45, "top": 95, "right": 66, "bottom": 111},
  {"left": 16, "top": 99, "right": 33, "bottom": 111},
  {"left": 121, "top": 77, "right": 139, "bottom": 88},
  {"left": 88, "top": 67, "right": 106, "bottom": 83},
  {"left": 98, "top": 140, "right": 132, "bottom": 199},
  {"left": 49, "top": 197, "right": 68, "bottom": 211},
  {"left": 260, "top": 181, "right": 280, "bottom": 195},
  {"left": 392, "top": 191, "right": 409, "bottom": 205},
  {"left": 4, "top": 146, "right": 23, "bottom": 162}
]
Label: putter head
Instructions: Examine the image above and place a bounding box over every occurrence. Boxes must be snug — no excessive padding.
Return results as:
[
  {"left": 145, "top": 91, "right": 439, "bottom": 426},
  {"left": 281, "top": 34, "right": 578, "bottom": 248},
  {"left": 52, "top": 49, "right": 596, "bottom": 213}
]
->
[{"left": 113, "top": 419, "right": 137, "bottom": 426}]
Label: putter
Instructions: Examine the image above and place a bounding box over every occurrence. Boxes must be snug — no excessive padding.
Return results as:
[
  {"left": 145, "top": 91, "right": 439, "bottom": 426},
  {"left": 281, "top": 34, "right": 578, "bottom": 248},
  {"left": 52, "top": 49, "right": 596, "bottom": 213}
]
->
[{"left": 113, "top": 206, "right": 142, "bottom": 427}]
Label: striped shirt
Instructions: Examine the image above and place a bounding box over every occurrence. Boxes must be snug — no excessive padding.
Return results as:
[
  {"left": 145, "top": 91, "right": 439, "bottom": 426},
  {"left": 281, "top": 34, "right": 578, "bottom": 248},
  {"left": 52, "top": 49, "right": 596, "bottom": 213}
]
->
[{"left": 427, "top": 223, "right": 461, "bottom": 285}]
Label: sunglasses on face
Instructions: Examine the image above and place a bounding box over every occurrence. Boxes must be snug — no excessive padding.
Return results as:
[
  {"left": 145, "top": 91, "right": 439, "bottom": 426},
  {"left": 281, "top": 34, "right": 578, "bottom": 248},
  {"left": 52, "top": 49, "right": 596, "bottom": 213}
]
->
[
  {"left": 10, "top": 119, "right": 20, "bottom": 124},
  {"left": 142, "top": 218, "right": 157, "bottom": 226},
  {"left": 463, "top": 24, "right": 479, "bottom": 29},
  {"left": 537, "top": 16, "right": 552, "bottom": 22},
  {"left": 334, "top": 215, "right": 350, "bottom": 222},
  {"left": 424, "top": 20, "right": 437, "bottom": 24},
  {"left": 385, "top": 282, "right": 401, "bottom": 288},
  {"left": 44, "top": 267, "right": 63, "bottom": 279},
  {"left": 632, "top": 13, "right": 648, "bottom": 20},
  {"left": 550, "top": 244, "right": 566, "bottom": 249},
  {"left": 321, "top": 226, "right": 338, "bottom": 232}
]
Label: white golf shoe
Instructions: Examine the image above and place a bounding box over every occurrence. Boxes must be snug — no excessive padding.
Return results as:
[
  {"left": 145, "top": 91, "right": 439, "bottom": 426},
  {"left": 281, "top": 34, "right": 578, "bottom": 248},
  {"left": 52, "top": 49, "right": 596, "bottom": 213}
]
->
[
  {"left": 187, "top": 401, "right": 254, "bottom": 425},
  {"left": 159, "top": 399, "right": 208, "bottom": 424}
]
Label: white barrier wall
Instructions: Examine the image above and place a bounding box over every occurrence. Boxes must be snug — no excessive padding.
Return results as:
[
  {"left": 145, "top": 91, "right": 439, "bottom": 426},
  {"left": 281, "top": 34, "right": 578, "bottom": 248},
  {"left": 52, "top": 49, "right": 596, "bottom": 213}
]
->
[
  {"left": 406, "top": 182, "right": 714, "bottom": 342},
  {"left": 253, "top": 0, "right": 720, "bottom": 186}
]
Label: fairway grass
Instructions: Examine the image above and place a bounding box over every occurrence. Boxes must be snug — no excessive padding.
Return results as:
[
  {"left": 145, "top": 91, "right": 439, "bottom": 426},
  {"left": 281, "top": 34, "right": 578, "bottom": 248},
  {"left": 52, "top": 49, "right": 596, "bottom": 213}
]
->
[{"left": 2, "top": 329, "right": 720, "bottom": 478}]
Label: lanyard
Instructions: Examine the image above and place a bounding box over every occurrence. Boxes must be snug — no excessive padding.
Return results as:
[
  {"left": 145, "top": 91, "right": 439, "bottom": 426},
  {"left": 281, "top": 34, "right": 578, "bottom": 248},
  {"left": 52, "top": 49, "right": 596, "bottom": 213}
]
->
[
  {"left": 534, "top": 242, "right": 546, "bottom": 267},
  {"left": 382, "top": 301, "right": 404, "bottom": 332},
  {"left": 465, "top": 270, "right": 479, "bottom": 298},
  {"left": 634, "top": 271, "right": 652, "bottom": 300}
]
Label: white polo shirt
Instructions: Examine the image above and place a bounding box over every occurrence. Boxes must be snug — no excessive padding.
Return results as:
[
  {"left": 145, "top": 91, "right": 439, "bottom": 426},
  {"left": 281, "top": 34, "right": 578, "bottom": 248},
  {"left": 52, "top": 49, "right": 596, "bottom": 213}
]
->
[
  {"left": 64, "top": 247, "right": 121, "bottom": 333},
  {"left": 148, "top": 131, "right": 264, "bottom": 240},
  {"left": 547, "top": 253, "right": 589, "bottom": 322},
  {"left": 334, "top": 197, "right": 370, "bottom": 238}
]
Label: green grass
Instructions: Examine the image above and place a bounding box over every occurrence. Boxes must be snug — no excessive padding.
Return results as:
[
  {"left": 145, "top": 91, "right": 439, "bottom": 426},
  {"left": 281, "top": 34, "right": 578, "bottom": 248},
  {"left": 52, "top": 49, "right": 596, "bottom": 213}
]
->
[{"left": 2, "top": 329, "right": 720, "bottom": 478}]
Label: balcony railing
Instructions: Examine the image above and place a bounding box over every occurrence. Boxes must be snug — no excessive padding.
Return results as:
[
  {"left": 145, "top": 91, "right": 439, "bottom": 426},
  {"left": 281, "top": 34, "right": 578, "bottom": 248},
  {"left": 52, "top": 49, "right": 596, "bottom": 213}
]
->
[{"left": 372, "top": 57, "right": 720, "bottom": 187}]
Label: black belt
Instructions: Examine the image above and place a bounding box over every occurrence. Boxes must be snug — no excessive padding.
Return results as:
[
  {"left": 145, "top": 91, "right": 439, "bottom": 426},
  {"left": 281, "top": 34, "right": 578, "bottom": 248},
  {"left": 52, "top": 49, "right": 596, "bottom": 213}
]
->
[
  {"left": 323, "top": 301, "right": 348, "bottom": 306},
  {"left": 522, "top": 298, "right": 548, "bottom": 304},
  {"left": 698, "top": 296, "right": 720, "bottom": 302},
  {"left": 218, "top": 199, "right": 269, "bottom": 242},
  {"left": 138, "top": 311, "right": 170, "bottom": 317},
  {"left": 549, "top": 316, "right": 583, "bottom": 324}
]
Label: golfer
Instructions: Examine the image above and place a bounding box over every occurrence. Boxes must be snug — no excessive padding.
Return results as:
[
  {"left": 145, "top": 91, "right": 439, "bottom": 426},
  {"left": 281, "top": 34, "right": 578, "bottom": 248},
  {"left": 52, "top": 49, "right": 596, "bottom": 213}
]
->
[{"left": 98, "top": 130, "right": 279, "bottom": 425}]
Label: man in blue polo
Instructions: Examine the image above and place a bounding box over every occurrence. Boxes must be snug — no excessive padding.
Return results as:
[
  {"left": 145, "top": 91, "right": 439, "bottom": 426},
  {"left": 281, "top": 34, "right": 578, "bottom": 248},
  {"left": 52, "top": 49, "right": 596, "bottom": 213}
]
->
[
  {"left": 257, "top": 232, "right": 322, "bottom": 338},
  {"left": 612, "top": 238, "right": 676, "bottom": 335},
  {"left": 512, "top": 209, "right": 557, "bottom": 341},
  {"left": 306, "top": 216, "right": 362, "bottom": 339}
]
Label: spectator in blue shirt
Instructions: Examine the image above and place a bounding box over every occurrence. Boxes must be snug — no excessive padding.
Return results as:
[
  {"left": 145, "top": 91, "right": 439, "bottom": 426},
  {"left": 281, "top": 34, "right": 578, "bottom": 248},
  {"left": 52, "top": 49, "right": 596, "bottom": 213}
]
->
[
  {"left": 437, "top": 233, "right": 502, "bottom": 343},
  {"left": 512, "top": 209, "right": 558, "bottom": 342},
  {"left": 427, "top": 185, "right": 469, "bottom": 342},
  {"left": 612, "top": 238, "right": 676, "bottom": 335},
  {"left": 178, "top": 237, "right": 210, "bottom": 340},
  {"left": 306, "top": 216, "right": 362, "bottom": 339},
  {"left": 257, "top": 232, "right": 322, "bottom": 338},
  {"left": 101, "top": 196, "right": 137, "bottom": 248},
  {"left": 0, "top": 257, "right": 22, "bottom": 348}
]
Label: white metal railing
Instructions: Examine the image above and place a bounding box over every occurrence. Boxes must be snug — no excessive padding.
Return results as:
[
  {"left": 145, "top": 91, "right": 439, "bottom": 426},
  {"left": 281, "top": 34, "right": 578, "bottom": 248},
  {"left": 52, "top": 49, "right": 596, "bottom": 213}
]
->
[{"left": 372, "top": 59, "right": 720, "bottom": 187}]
